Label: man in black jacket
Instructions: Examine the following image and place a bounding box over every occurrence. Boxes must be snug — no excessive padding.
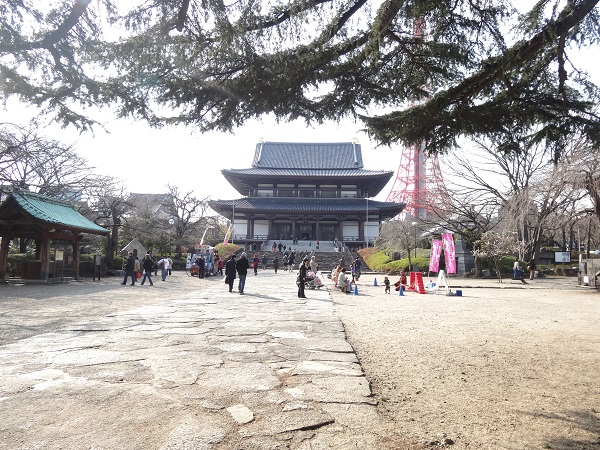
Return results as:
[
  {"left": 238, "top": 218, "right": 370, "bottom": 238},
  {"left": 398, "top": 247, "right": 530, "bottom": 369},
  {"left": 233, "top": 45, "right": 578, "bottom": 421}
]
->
[
  {"left": 235, "top": 252, "right": 250, "bottom": 294},
  {"left": 224, "top": 255, "right": 237, "bottom": 292},
  {"left": 298, "top": 257, "right": 309, "bottom": 298},
  {"left": 122, "top": 251, "right": 136, "bottom": 285}
]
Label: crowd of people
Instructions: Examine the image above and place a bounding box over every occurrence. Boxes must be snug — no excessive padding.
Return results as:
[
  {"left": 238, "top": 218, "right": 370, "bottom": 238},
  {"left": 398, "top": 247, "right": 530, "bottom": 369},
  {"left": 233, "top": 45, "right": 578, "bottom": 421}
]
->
[{"left": 121, "top": 247, "right": 367, "bottom": 299}]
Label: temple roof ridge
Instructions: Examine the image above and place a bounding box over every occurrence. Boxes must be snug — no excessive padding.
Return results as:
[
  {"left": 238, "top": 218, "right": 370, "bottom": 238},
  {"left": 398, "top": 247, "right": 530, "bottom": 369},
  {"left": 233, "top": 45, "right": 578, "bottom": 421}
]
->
[{"left": 252, "top": 141, "right": 364, "bottom": 170}]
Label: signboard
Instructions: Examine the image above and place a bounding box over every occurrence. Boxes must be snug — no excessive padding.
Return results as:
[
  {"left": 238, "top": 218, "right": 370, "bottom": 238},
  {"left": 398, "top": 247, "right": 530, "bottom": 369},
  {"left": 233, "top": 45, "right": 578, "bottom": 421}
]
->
[
  {"left": 55, "top": 250, "right": 64, "bottom": 261},
  {"left": 554, "top": 251, "right": 571, "bottom": 263}
]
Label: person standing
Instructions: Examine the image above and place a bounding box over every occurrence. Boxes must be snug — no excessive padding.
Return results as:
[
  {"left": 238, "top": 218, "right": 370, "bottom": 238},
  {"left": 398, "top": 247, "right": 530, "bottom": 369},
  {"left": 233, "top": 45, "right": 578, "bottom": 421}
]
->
[
  {"left": 288, "top": 253, "right": 295, "bottom": 273},
  {"left": 527, "top": 258, "right": 537, "bottom": 280},
  {"left": 298, "top": 257, "right": 309, "bottom": 298},
  {"left": 236, "top": 252, "right": 250, "bottom": 294},
  {"left": 273, "top": 255, "right": 280, "bottom": 274},
  {"left": 513, "top": 258, "right": 521, "bottom": 279},
  {"left": 122, "top": 251, "right": 136, "bottom": 285},
  {"left": 157, "top": 255, "right": 170, "bottom": 281},
  {"left": 140, "top": 254, "right": 154, "bottom": 286},
  {"left": 196, "top": 255, "right": 205, "bottom": 278},
  {"left": 134, "top": 256, "right": 141, "bottom": 281},
  {"left": 252, "top": 253, "right": 260, "bottom": 275},
  {"left": 225, "top": 254, "right": 237, "bottom": 293},
  {"left": 167, "top": 256, "right": 173, "bottom": 276},
  {"left": 352, "top": 257, "right": 361, "bottom": 282},
  {"left": 309, "top": 256, "right": 318, "bottom": 274}
]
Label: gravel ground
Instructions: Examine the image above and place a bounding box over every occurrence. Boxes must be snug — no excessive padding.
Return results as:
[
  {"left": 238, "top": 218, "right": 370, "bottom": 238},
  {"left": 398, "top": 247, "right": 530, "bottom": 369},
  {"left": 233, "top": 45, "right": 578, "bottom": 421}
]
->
[
  {"left": 1, "top": 272, "right": 598, "bottom": 449},
  {"left": 329, "top": 274, "right": 600, "bottom": 449}
]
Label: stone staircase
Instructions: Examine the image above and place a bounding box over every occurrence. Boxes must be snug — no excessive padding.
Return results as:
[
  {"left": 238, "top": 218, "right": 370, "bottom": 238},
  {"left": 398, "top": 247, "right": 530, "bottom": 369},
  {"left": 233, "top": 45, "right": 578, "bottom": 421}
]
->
[{"left": 258, "top": 250, "right": 362, "bottom": 272}]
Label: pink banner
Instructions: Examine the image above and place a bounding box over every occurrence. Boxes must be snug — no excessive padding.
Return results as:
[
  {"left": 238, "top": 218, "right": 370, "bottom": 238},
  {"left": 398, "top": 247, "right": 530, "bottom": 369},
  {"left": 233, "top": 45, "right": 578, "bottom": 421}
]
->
[
  {"left": 429, "top": 239, "right": 442, "bottom": 272},
  {"left": 222, "top": 224, "right": 233, "bottom": 246},
  {"left": 442, "top": 233, "right": 456, "bottom": 274}
]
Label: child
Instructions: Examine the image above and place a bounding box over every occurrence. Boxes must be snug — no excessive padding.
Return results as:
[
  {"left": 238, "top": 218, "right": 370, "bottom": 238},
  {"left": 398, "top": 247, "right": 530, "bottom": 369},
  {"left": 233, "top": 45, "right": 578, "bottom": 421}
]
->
[{"left": 384, "top": 276, "right": 390, "bottom": 294}]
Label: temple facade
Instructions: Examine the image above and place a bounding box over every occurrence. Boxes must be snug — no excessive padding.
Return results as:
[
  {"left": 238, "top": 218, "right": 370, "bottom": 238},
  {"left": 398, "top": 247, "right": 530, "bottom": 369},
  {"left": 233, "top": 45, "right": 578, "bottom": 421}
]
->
[{"left": 208, "top": 141, "right": 405, "bottom": 249}]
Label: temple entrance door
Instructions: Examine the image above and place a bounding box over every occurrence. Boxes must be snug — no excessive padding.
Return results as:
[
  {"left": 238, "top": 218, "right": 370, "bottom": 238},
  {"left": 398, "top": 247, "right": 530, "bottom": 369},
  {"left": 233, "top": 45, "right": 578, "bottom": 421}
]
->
[
  {"left": 275, "top": 224, "right": 291, "bottom": 240},
  {"left": 320, "top": 224, "right": 336, "bottom": 241},
  {"left": 298, "top": 224, "right": 314, "bottom": 241}
]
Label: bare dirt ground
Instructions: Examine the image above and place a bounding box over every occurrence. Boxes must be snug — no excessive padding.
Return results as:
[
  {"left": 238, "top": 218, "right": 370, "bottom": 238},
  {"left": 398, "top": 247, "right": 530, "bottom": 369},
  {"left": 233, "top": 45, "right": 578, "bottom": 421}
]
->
[
  {"left": 331, "top": 275, "right": 600, "bottom": 449},
  {"left": 0, "top": 273, "right": 598, "bottom": 449}
]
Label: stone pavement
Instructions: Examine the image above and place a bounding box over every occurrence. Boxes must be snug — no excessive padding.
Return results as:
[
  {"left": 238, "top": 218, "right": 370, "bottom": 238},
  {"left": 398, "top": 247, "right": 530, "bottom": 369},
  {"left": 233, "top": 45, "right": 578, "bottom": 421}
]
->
[{"left": 0, "top": 270, "right": 394, "bottom": 449}]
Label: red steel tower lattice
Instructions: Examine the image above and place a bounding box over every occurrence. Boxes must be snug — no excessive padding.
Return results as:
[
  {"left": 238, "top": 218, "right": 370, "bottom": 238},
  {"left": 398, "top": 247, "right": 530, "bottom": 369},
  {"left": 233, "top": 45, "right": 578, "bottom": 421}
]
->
[
  {"left": 386, "top": 141, "right": 450, "bottom": 219},
  {"left": 386, "top": 18, "right": 451, "bottom": 219}
]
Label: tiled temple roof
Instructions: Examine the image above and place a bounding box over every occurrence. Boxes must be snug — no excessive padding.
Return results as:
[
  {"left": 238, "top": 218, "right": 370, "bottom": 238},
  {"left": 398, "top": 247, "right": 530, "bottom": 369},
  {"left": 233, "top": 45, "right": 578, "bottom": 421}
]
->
[{"left": 209, "top": 197, "right": 404, "bottom": 220}]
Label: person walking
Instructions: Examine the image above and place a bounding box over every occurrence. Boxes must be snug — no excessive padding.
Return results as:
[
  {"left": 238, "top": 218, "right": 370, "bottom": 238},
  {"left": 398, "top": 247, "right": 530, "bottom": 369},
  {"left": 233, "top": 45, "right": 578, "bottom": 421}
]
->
[
  {"left": 157, "top": 255, "right": 170, "bottom": 281},
  {"left": 225, "top": 255, "right": 237, "bottom": 293},
  {"left": 236, "top": 252, "right": 250, "bottom": 294},
  {"left": 298, "top": 257, "right": 309, "bottom": 298},
  {"left": 262, "top": 253, "right": 268, "bottom": 270},
  {"left": 140, "top": 254, "right": 154, "bottom": 286},
  {"left": 527, "top": 258, "right": 537, "bottom": 280},
  {"left": 252, "top": 253, "right": 260, "bottom": 275},
  {"left": 122, "top": 251, "right": 136, "bottom": 285},
  {"left": 273, "top": 255, "right": 280, "bottom": 274}
]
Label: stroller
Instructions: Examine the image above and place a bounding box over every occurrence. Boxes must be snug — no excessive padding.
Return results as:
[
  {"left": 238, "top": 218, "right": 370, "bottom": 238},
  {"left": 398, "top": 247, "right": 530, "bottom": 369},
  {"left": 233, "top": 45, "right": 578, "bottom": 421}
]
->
[{"left": 297, "top": 271, "right": 324, "bottom": 290}]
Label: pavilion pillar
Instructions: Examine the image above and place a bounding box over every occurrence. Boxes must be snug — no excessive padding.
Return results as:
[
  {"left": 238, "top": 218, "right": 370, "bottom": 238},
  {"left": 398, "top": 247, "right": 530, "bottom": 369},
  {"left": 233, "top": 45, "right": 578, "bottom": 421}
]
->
[
  {"left": 0, "top": 236, "right": 9, "bottom": 283},
  {"left": 248, "top": 215, "right": 255, "bottom": 240},
  {"left": 315, "top": 219, "right": 321, "bottom": 241},
  {"left": 267, "top": 217, "right": 274, "bottom": 241},
  {"left": 244, "top": 216, "right": 250, "bottom": 241},
  {"left": 358, "top": 219, "right": 364, "bottom": 242},
  {"left": 73, "top": 237, "right": 81, "bottom": 280},
  {"left": 291, "top": 217, "right": 297, "bottom": 241},
  {"left": 39, "top": 234, "right": 50, "bottom": 281}
]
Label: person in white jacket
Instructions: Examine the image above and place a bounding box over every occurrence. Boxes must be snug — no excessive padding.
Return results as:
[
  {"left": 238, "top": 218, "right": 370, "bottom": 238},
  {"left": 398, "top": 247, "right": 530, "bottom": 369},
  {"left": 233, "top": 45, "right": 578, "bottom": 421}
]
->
[{"left": 337, "top": 267, "right": 350, "bottom": 293}]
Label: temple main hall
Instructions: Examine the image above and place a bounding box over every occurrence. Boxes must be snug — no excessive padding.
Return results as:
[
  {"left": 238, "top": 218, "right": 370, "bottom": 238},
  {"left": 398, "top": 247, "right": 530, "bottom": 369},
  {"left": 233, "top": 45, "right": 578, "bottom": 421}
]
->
[{"left": 208, "top": 141, "right": 405, "bottom": 250}]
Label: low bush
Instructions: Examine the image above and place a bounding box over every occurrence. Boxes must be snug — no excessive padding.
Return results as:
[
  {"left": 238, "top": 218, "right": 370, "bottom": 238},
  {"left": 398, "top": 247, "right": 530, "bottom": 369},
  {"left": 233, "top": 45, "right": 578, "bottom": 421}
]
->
[
  {"left": 214, "top": 243, "right": 241, "bottom": 260},
  {"left": 357, "top": 248, "right": 390, "bottom": 270},
  {"left": 7, "top": 253, "right": 35, "bottom": 275},
  {"left": 382, "top": 257, "right": 430, "bottom": 274}
]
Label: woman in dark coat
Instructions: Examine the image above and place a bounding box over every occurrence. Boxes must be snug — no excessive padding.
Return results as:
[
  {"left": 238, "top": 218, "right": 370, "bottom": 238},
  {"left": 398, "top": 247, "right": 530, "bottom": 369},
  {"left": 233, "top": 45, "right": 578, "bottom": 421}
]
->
[{"left": 225, "top": 255, "right": 237, "bottom": 293}]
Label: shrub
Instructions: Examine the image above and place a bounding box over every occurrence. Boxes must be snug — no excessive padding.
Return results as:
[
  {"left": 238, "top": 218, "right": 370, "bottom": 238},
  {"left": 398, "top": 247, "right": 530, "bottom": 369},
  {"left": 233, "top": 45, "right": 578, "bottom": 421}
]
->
[
  {"left": 7, "top": 254, "right": 36, "bottom": 275},
  {"left": 358, "top": 249, "right": 390, "bottom": 270},
  {"left": 382, "top": 257, "right": 430, "bottom": 274},
  {"left": 214, "top": 243, "right": 241, "bottom": 260}
]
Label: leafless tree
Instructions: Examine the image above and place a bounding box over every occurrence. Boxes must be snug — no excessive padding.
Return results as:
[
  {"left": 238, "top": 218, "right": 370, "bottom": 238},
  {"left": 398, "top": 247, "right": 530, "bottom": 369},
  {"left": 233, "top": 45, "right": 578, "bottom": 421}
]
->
[
  {"left": 163, "top": 184, "right": 214, "bottom": 256},
  {"left": 0, "top": 122, "right": 107, "bottom": 200}
]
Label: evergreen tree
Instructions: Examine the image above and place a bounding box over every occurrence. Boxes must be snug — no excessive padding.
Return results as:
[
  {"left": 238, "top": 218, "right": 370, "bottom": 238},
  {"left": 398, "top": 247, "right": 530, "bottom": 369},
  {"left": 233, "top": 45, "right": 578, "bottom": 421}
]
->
[{"left": 0, "top": 0, "right": 598, "bottom": 155}]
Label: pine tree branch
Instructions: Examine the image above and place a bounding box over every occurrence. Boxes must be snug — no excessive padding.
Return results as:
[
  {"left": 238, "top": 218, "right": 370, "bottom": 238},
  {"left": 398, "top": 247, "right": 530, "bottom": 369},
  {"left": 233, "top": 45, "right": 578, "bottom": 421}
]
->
[
  {"left": 364, "top": 0, "right": 600, "bottom": 147},
  {"left": 0, "top": 0, "right": 92, "bottom": 52}
]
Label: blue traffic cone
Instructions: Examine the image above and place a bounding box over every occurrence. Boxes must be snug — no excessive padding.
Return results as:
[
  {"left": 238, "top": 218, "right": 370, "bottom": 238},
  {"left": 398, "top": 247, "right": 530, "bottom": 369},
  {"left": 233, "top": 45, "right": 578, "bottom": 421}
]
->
[
  {"left": 353, "top": 284, "right": 359, "bottom": 295},
  {"left": 398, "top": 286, "right": 404, "bottom": 296},
  {"left": 373, "top": 278, "right": 378, "bottom": 286}
]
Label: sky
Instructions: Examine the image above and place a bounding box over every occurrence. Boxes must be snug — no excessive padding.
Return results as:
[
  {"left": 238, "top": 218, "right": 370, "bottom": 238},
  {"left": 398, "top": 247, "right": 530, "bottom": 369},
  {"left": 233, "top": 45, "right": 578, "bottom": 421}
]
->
[{"left": 0, "top": 98, "right": 404, "bottom": 203}]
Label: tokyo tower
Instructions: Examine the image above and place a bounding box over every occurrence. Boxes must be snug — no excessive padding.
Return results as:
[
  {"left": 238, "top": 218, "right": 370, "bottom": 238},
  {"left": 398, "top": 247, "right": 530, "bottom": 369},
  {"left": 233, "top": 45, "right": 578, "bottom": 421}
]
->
[{"left": 386, "top": 18, "right": 450, "bottom": 219}]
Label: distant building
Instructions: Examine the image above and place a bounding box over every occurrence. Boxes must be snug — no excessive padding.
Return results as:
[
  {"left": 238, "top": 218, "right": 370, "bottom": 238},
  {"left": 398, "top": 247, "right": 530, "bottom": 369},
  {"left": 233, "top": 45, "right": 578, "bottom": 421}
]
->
[{"left": 209, "top": 141, "right": 405, "bottom": 250}]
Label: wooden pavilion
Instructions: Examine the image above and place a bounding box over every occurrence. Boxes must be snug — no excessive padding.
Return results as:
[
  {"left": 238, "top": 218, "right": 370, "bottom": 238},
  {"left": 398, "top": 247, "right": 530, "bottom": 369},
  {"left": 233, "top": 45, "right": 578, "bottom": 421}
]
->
[{"left": 0, "top": 190, "right": 108, "bottom": 283}]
